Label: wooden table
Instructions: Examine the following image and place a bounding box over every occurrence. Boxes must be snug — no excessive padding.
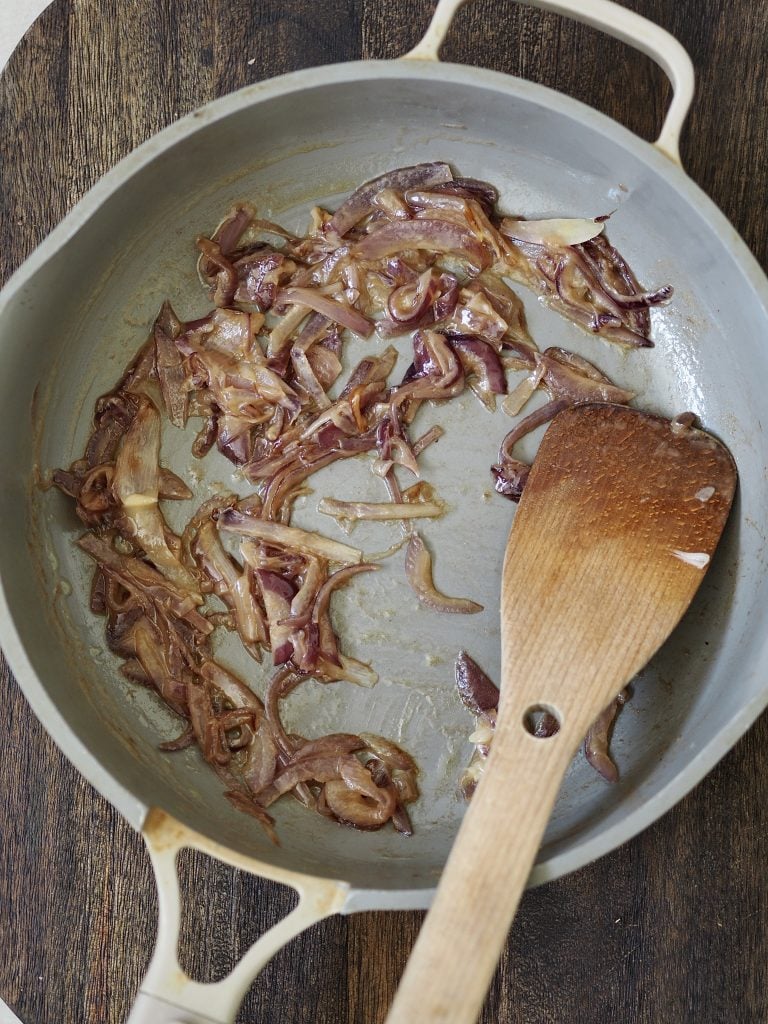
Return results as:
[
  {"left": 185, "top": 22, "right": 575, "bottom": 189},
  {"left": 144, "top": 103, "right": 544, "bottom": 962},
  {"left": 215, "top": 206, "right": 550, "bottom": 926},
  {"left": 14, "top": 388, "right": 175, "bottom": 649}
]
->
[{"left": 2, "top": 2, "right": 768, "bottom": 1021}]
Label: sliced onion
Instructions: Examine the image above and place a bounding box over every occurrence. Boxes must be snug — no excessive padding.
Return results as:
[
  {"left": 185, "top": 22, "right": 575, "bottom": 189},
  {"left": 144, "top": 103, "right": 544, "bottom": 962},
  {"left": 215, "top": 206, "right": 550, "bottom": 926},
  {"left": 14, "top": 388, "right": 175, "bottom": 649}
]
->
[
  {"left": 267, "top": 303, "right": 310, "bottom": 357},
  {"left": 318, "top": 497, "right": 444, "bottom": 522},
  {"left": 77, "top": 533, "right": 212, "bottom": 635},
  {"left": 448, "top": 336, "right": 506, "bottom": 394},
  {"left": 319, "top": 654, "right": 379, "bottom": 688},
  {"left": 158, "top": 468, "right": 193, "bottom": 501},
  {"left": 359, "top": 734, "right": 417, "bottom": 772},
  {"left": 502, "top": 361, "right": 547, "bottom": 416},
  {"left": 404, "top": 532, "right": 483, "bottom": 615},
  {"left": 353, "top": 219, "right": 488, "bottom": 273},
  {"left": 371, "top": 188, "right": 411, "bottom": 220},
  {"left": 224, "top": 511, "right": 362, "bottom": 565},
  {"left": 153, "top": 302, "right": 188, "bottom": 429},
  {"left": 275, "top": 286, "right": 373, "bottom": 338},
  {"left": 491, "top": 460, "right": 530, "bottom": 502},
  {"left": 430, "top": 177, "right": 498, "bottom": 215},
  {"left": 501, "top": 216, "right": 605, "bottom": 247},
  {"left": 455, "top": 650, "right": 499, "bottom": 717},
  {"left": 584, "top": 693, "right": 626, "bottom": 783},
  {"left": 113, "top": 398, "right": 202, "bottom": 599},
  {"left": 330, "top": 162, "right": 452, "bottom": 236},
  {"left": 540, "top": 347, "right": 635, "bottom": 405}
]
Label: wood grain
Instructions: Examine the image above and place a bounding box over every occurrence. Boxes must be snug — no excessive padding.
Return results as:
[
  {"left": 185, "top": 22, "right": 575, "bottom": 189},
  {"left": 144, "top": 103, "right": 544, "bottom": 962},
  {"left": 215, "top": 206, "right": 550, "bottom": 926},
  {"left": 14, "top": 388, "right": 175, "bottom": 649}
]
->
[
  {"left": 386, "top": 407, "right": 736, "bottom": 1024},
  {"left": 1, "top": 1, "right": 768, "bottom": 1022}
]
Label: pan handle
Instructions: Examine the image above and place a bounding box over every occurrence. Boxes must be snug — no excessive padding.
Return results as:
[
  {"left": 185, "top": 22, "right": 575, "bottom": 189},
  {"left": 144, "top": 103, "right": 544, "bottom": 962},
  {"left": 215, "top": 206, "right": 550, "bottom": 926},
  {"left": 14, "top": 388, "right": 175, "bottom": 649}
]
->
[
  {"left": 403, "top": 0, "right": 694, "bottom": 166},
  {"left": 125, "top": 810, "right": 348, "bottom": 1024}
]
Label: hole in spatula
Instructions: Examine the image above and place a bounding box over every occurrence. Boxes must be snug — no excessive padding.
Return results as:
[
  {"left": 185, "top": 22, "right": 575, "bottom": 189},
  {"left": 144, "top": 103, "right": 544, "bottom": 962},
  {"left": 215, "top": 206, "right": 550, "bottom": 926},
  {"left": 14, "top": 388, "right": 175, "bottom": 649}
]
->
[{"left": 523, "top": 705, "right": 561, "bottom": 738}]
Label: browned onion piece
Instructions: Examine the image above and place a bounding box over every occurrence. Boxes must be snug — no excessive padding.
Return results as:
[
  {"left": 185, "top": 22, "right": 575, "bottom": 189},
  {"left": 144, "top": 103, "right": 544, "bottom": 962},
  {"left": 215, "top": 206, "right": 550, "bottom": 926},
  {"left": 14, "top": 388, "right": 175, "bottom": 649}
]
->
[
  {"left": 290, "top": 313, "right": 333, "bottom": 410},
  {"left": 180, "top": 492, "right": 237, "bottom": 569},
  {"left": 323, "top": 768, "right": 397, "bottom": 830},
  {"left": 584, "top": 690, "right": 629, "bottom": 783},
  {"left": 491, "top": 460, "right": 530, "bottom": 502},
  {"left": 200, "top": 660, "right": 279, "bottom": 794},
  {"left": 256, "top": 569, "right": 296, "bottom": 665},
  {"left": 223, "top": 790, "right": 278, "bottom": 844},
  {"left": 539, "top": 347, "right": 635, "bottom": 405},
  {"left": 234, "top": 249, "right": 292, "bottom": 311},
  {"left": 221, "top": 509, "right": 363, "bottom": 564},
  {"left": 112, "top": 397, "right": 202, "bottom": 598},
  {"left": 202, "top": 203, "right": 254, "bottom": 268},
  {"left": 130, "top": 618, "right": 189, "bottom": 716},
  {"left": 153, "top": 301, "right": 188, "bottom": 428},
  {"left": 275, "top": 286, "right": 374, "bottom": 338},
  {"left": 196, "top": 236, "right": 238, "bottom": 306},
  {"left": 288, "top": 734, "right": 366, "bottom": 762},
  {"left": 500, "top": 227, "right": 670, "bottom": 347},
  {"left": 353, "top": 219, "right": 488, "bottom": 273},
  {"left": 359, "top": 734, "right": 416, "bottom": 772},
  {"left": 330, "top": 162, "right": 452, "bottom": 236},
  {"left": 80, "top": 391, "right": 139, "bottom": 468},
  {"left": 57, "top": 163, "right": 671, "bottom": 843},
  {"left": 429, "top": 177, "right": 499, "bottom": 215},
  {"left": 258, "top": 752, "right": 358, "bottom": 804},
  {"left": 404, "top": 532, "right": 483, "bottom": 614},
  {"left": 158, "top": 468, "right": 193, "bottom": 501},
  {"left": 372, "top": 188, "right": 411, "bottom": 220},
  {"left": 391, "top": 330, "right": 464, "bottom": 407},
  {"left": 493, "top": 399, "right": 569, "bottom": 503},
  {"left": 501, "top": 215, "right": 604, "bottom": 247},
  {"left": 192, "top": 522, "right": 267, "bottom": 653},
  {"left": 77, "top": 533, "right": 212, "bottom": 635},
  {"left": 159, "top": 724, "right": 196, "bottom": 751},
  {"left": 448, "top": 336, "right": 506, "bottom": 395}
]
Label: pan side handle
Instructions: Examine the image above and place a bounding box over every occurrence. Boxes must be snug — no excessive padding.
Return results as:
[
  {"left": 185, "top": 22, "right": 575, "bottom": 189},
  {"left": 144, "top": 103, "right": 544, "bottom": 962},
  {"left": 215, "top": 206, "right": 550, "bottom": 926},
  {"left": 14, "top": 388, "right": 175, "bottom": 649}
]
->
[
  {"left": 402, "top": 0, "right": 694, "bottom": 166},
  {"left": 124, "top": 809, "right": 348, "bottom": 1024}
]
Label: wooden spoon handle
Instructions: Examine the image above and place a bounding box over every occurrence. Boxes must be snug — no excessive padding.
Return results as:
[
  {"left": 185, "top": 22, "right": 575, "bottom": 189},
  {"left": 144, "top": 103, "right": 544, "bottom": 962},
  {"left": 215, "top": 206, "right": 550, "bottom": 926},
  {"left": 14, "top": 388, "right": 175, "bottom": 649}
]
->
[{"left": 385, "top": 714, "right": 582, "bottom": 1024}]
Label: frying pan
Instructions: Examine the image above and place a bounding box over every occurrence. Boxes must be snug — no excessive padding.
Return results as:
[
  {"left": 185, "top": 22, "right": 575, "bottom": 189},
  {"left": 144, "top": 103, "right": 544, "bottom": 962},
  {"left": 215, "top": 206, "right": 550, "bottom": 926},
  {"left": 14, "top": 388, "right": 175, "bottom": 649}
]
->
[{"left": 1, "top": 0, "right": 767, "bottom": 1021}]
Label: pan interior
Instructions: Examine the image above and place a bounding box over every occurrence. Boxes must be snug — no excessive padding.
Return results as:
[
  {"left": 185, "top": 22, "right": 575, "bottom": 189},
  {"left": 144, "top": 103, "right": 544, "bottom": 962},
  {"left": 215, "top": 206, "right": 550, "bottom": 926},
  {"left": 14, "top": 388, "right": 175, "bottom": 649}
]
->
[{"left": 3, "top": 65, "right": 768, "bottom": 894}]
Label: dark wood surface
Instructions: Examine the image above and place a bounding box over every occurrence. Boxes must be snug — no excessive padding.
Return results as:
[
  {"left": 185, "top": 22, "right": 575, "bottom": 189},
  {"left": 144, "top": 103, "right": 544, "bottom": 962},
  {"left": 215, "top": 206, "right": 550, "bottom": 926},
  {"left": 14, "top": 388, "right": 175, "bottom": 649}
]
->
[{"left": 2, "top": 2, "right": 768, "bottom": 1022}]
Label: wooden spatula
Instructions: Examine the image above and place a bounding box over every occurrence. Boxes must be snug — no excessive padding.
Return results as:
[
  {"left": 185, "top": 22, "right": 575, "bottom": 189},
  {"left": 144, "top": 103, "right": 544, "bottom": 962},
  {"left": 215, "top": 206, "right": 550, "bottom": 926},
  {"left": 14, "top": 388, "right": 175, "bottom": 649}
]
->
[{"left": 386, "top": 403, "right": 737, "bottom": 1024}]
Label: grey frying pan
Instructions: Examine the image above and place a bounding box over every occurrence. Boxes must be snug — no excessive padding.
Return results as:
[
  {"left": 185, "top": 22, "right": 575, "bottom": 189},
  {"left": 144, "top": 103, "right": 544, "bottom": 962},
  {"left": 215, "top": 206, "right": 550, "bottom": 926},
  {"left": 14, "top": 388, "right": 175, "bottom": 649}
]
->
[{"left": 1, "top": 1, "right": 767, "bottom": 1021}]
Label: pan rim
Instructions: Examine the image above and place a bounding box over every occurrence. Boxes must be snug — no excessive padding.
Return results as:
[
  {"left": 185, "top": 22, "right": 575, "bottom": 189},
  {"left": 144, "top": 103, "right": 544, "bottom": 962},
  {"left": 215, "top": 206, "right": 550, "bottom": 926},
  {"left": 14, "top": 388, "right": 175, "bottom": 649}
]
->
[{"left": 2, "top": 56, "right": 768, "bottom": 904}]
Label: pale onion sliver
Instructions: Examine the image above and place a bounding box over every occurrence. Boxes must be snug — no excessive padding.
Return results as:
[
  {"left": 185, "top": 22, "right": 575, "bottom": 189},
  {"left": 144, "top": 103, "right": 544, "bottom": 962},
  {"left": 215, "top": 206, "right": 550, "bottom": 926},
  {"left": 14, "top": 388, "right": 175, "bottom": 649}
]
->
[
  {"left": 502, "top": 361, "right": 546, "bottom": 416},
  {"left": 405, "top": 532, "right": 483, "bottom": 615},
  {"left": 503, "top": 216, "right": 605, "bottom": 247},
  {"left": 221, "top": 515, "right": 363, "bottom": 565},
  {"left": 318, "top": 498, "right": 445, "bottom": 522}
]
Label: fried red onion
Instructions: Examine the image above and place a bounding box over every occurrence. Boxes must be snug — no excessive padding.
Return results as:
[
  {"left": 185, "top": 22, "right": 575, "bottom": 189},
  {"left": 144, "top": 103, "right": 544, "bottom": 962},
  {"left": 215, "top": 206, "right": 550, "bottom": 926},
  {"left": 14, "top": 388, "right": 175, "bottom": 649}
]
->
[
  {"left": 501, "top": 215, "right": 604, "bottom": 247},
  {"left": 500, "top": 227, "right": 671, "bottom": 347},
  {"left": 429, "top": 176, "right": 499, "bottom": 216},
  {"left": 318, "top": 497, "right": 444, "bottom": 522},
  {"left": 330, "top": 162, "right": 452, "bottom": 236},
  {"left": 112, "top": 397, "right": 202, "bottom": 599},
  {"left": 404, "top": 532, "right": 483, "bottom": 615},
  {"left": 353, "top": 219, "right": 488, "bottom": 273},
  {"left": 275, "top": 286, "right": 374, "bottom": 338},
  {"left": 455, "top": 651, "right": 499, "bottom": 719},
  {"left": 153, "top": 301, "right": 188, "bottom": 428},
  {"left": 56, "top": 162, "right": 670, "bottom": 843},
  {"left": 191, "top": 522, "right": 267, "bottom": 656},
  {"left": 448, "top": 336, "right": 507, "bottom": 395},
  {"left": 584, "top": 690, "right": 630, "bottom": 783},
  {"left": 220, "top": 509, "right": 363, "bottom": 565},
  {"left": 456, "top": 653, "right": 630, "bottom": 794},
  {"left": 381, "top": 269, "right": 459, "bottom": 334}
]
